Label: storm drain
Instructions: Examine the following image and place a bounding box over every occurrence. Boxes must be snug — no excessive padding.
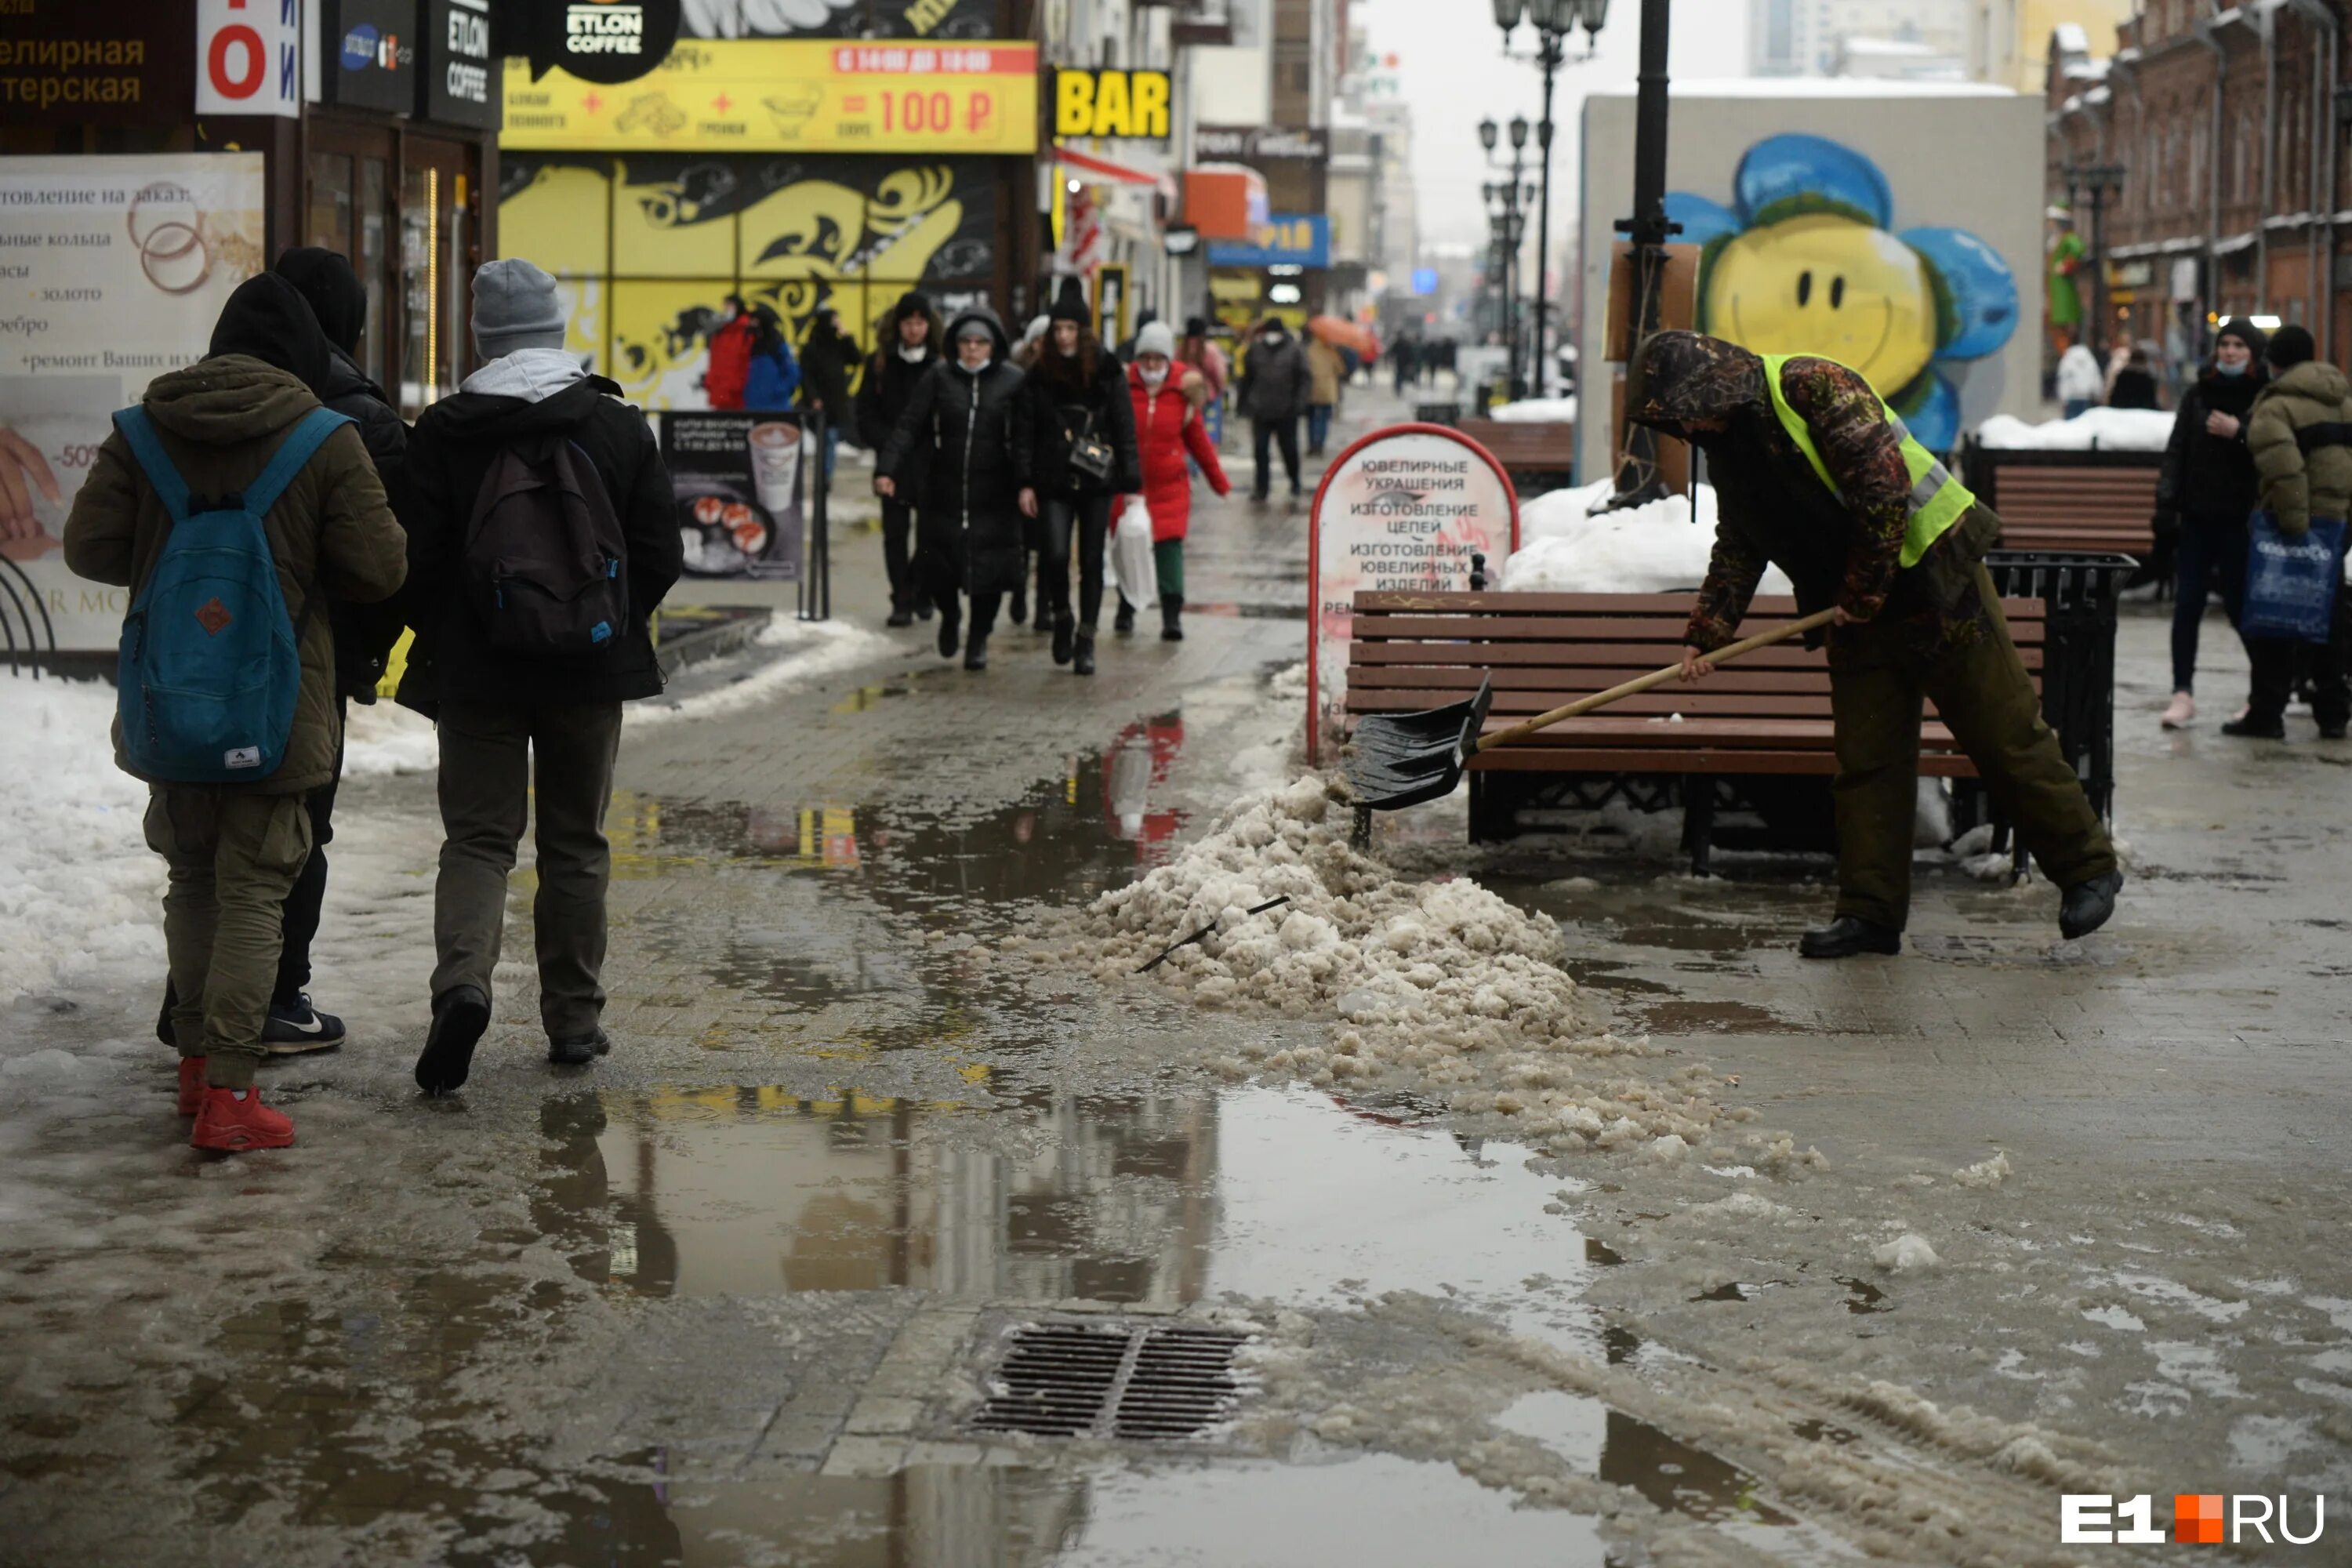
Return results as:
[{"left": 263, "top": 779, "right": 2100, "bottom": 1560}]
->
[{"left": 971, "top": 1321, "right": 1249, "bottom": 1441}]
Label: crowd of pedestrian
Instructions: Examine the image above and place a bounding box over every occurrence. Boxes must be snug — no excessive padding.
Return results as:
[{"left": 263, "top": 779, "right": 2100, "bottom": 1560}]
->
[{"left": 61, "top": 255, "right": 681, "bottom": 1152}]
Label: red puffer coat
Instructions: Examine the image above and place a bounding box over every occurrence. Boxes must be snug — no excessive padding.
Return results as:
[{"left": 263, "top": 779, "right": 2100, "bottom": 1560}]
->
[{"left": 1126, "top": 362, "right": 1229, "bottom": 542}]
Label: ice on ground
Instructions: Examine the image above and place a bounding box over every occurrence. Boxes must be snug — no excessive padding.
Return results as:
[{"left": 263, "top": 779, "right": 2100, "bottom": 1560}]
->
[
  {"left": 1915, "top": 779, "right": 1951, "bottom": 847},
  {"left": 343, "top": 700, "right": 441, "bottom": 779},
  {"left": 0, "top": 677, "right": 162, "bottom": 1003},
  {"left": 1974, "top": 408, "right": 2173, "bottom": 452},
  {"left": 1874, "top": 1233, "right": 1943, "bottom": 1273},
  {"left": 1953, "top": 1152, "right": 2013, "bottom": 1190},
  {"left": 1060, "top": 774, "right": 1772, "bottom": 1160},
  {"left": 1486, "top": 397, "right": 1577, "bottom": 424},
  {"left": 631, "top": 615, "right": 900, "bottom": 724},
  {"left": 1499, "top": 479, "right": 1795, "bottom": 597}
]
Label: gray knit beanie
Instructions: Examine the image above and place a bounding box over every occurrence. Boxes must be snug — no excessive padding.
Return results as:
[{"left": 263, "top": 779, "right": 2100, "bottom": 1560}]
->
[{"left": 472, "top": 258, "right": 566, "bottom": 358}]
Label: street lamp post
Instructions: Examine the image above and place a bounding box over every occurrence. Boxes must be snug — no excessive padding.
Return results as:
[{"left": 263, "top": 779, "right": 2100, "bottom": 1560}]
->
[
  {"left": 2064, "top": 162, "right": 2125, "bottom": 353},
  {"left": 1496, "top": 0, "right": 1610, "bottom": 401},
  {"left": 1604, "top": 0, "right": 1675, "bottom": 509},
  {"left": 1480, "top": 114, "right": 1534, "bottom": 396}
]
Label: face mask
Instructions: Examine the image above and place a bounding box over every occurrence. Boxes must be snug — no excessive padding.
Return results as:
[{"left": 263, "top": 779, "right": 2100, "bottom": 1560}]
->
[
  {"left": 1261, "top": 331, "right": 1285, "bottom": 345},
  {"left": 957, "top": 348, "right": 992, "bottom": 372},
  {"left": 1140, "top": 366, "right": 1169, "bottom": 389},
  {"left": 2216, "top": 359, "right": 2247, "bottom": 377}
]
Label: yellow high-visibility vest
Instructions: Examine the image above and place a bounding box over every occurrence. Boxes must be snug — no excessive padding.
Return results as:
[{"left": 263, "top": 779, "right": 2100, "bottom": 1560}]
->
[{"left": 1760, "top": 354, "right": 1976, "bottom": 569}]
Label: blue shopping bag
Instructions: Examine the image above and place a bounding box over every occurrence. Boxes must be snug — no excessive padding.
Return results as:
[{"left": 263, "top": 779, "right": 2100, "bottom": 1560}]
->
[{"left": 2241, "top": 511, "right": 2347, "bottom": 644}]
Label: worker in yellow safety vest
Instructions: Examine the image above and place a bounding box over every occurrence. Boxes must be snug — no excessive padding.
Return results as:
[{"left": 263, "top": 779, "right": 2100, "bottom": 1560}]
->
[{"left": 1624, "top": 330, "right": 2122, "bottom": 956}]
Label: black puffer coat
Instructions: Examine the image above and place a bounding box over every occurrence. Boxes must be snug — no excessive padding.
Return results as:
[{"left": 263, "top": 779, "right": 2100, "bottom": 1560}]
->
[
  {"left": 877, "top": 307, "right": 1027, "bottom": 597},
  {"left": 2158, "top": 366, "right": 2267, "bottom": 522},
  {"left": 315, "top": 344, "right": 410, "bottom": 702},
  {"left": 855, "top": 294, "right": 944, "bottom": 452},
  {"left": 393, "top": 365, "right": 682, "bottom": 714},
  {"left": 1014, "top": 339, "right": 1142, "bottom": 499}
]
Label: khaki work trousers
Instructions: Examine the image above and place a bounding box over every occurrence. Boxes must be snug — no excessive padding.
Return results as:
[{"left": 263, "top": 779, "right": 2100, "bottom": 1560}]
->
[
  {"left": 146, "top": 788, "right": 315, "bottom": 1089},
  {"left": 1830, "top": 567, "right": 2117, "bottom": 928},
  {"left": 430, "top": 700, "right": 624, "bottom": 1040}
]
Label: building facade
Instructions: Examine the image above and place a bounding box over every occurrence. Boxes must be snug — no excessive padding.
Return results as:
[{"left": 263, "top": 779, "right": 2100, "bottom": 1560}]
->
[{"left": 2046, "top": 3, "right": 2349, "bottom": 373}]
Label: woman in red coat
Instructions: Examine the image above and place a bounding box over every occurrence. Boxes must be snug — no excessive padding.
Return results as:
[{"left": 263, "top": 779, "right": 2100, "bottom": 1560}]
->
[{"left": 1119, "top": 321, "right": 1230, "bottom": 640}]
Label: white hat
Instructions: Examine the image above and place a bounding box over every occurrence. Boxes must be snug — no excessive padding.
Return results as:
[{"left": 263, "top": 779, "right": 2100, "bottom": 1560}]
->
[{"left": 1135, "top": 321, "right": 1176, "bottom": 358}]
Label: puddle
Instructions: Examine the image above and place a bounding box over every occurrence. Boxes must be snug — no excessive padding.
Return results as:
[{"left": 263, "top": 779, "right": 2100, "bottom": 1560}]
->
[
  {"left": 1497, "top": 1392, "right": 1795, "bottom": 1526},
  {"left": 1637, "top": 1000, "right": 1798, "bottom": 1035},
  {"left": 536, "top": 1087, "right": 1600, "bottom": 1332}
]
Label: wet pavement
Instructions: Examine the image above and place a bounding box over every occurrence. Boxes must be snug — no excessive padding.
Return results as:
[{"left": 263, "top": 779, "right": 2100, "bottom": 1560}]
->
[{"left": 6, "top": 382, "right": 2352, "bottom": 1566}]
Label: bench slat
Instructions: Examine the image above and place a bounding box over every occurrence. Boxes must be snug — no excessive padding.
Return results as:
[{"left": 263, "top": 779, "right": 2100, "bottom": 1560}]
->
[
  {"left": 1347, "top": 641, "right": 2044, "bottom": 670},
  {"left": 1465, "top": 747, "right": 1983, "bottom": 777}
]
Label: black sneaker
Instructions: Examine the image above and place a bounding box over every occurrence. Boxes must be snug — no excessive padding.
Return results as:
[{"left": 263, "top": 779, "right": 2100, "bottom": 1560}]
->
[
  {"left": 1052, "top": 618, "right": 1075, "bottom": 666},
  {"left": 2220, "top": 715, "right": 2286, "bottom": 739},
  {"left": 1073, "top": 634, "right": 1095, "bottom": 676},
  {"left": 1798, "top": 917, "right": 1902, "bottom": 959},
  {"left": 886, "top": 608, "right": 913, "bottom": 628},
  {"left": 263, "top": 993, "right": 345, "bottom": 1055},
  {"left": 1114, "top": 600, "right": 1136, "bottom": 636},
  {"left": 1010, "top": 585, "right": 1028, "bottom": 626},
  {"left": 548, "top": 1029, "right": 612, "bottom": 1068},
  {"left": 937, "top": 616, "right": 960, "bottom": 659},
  {"left": 415, "top": 985, "right": 491, "bottom": 1097},
  {"left": 964, "top": 630, "right": 990, "bottom": 671},
  {"left": 2059, "top": 870, "right": 2124, "bottom": 941}
]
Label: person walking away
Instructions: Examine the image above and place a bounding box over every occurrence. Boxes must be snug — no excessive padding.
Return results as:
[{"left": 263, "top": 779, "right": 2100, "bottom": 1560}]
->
[
  {"left": 877, "top": 308, "right": 1026, "bottom": 671},
  {"left": 2154, "top": 318, "right": 2267, "bottom": 729},
  {"left": 2108, "top": 343, "right": 2161, "bottom": 410},
  {"left": 1391, "top": 334, "right": 1421, "bottom": 397},
  {"left": 2237, "top": 324, "right": 2352, "bottom": 739},
  {"left": 2056, "top": 339, "right": 2104, "bottom": 419},
  {"left": 1628, "top": 330, "right": 2122, "bottom": 956},
  {"left": 176, "top": 245, "right": 405, "bottom": 1054},
  {"left": 1121, "top": 321, "right": 1231, "bottom": 641},
  {"left": 742, "top": 305, "right": 801, "bottom": 410},
  {"left": 855, "top": 292, "right": 942, "bottom": 626},
  {"left": 62, "top": 274, "right": 406, "bottom": 1149},
  {"left": 798, "top": 306, "right": 856, "bottom": 494},
  {"left": 1238, "top": 318, "right": 1312, "bottom": 503},
  {"left": 1016, "top": 284, "right": 1142, "bottom": 671},
  {"left": 394, "top": 258, "right": 684, "bottom": 1095},
  {"left": 705, "top": 295, "right": 756, "bottom": 411},
  {"left": 1306, "top": 331, "right": 1345, "bottom": 458}
]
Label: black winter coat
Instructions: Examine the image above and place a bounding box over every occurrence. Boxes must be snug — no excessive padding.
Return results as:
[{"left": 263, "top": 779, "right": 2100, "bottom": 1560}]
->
[
  {"left": 2158, "top": 368, "right": 2267, "bottom": 521},
  {"left": 318, "top": 344, "right": 409, "bottom": 703},
  {"left": 877, "top": 308, "right": 1026, "bottom": 596},
  {"left": 799, "top": 323, "right": 858, "bottom": 431},
  {"left": 1014, "top": 346, "right": 1142, "bottom": 499},
  {"left": 1237, "top": 330, "right": 1312, "bottom": 422},
  {"left": 855, "top": 296, "right": 944, "bottom": 451},
  {"left": 392, "top": 372, "right": 683, "bottom": 713}
]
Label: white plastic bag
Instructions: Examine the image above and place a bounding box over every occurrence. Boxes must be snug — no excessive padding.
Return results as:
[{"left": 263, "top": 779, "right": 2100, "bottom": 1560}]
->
[{"left": 1109, "top": 495, "right": 1158, "bottom": 609}]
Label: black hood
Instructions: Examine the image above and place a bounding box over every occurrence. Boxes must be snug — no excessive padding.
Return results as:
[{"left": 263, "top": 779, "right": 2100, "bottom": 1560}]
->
[
  {"left": 209, "top": 273, "right": 331, "bottom": 396},
  {"left": 321, "top": 343, "right": 390, "bottom": 405},
  {"left": 416, "top": 374, "right": 624, "bottom": 442},
  {"left": 1625, "top": 331, "right": 1768, "bottom": 441},
  {"left": 946, "top": 305, "right": 1013, "bottom": 365},
  {"left": 274, "top": 246, "right": 367, "bottom": 355}
]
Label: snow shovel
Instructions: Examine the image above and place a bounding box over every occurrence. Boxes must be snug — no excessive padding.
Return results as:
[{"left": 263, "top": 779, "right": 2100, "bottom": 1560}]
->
[{"left": 1345, "top": 608, "right": 1838, "bottom": 811}]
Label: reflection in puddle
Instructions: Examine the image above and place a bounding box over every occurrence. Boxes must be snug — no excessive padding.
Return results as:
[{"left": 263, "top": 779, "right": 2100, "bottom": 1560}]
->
[
  {"left": 1497, "top": 1392, "right": 1797, "bottom": 1528},
  {"left": 533, "top": 1087, "right": 1598, "bottom": 1327}
]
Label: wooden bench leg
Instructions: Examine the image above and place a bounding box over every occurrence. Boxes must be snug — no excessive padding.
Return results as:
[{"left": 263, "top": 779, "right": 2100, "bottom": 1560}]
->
[{"left": 1681, "top": 778, "right": 1716, "bottom": 877}]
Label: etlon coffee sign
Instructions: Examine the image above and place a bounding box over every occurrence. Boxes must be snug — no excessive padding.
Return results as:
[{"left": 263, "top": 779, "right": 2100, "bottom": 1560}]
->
[{"left": 1305, "top": 426, "right": 1518, "bottom": 759}]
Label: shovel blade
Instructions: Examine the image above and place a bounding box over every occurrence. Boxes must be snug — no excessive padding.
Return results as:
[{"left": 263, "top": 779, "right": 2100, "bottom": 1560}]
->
[{"left": 1342, "top": 676, "right": 1492, "bottom": 811}]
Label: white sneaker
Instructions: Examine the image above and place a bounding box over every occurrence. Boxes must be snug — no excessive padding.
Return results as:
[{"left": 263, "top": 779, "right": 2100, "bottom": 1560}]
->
[{"left": 2161, "top": 691, "right": 2195, "bottom": 729}]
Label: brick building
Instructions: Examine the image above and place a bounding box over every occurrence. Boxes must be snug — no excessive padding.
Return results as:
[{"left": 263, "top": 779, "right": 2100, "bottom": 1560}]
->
[{"left": 2046, "top": 1, "right": 2347, "bottom": 375}]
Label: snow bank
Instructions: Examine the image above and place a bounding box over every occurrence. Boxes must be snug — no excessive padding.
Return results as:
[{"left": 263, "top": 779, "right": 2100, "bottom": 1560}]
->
[
  {"left": 1974, "top": 408, "right": 2172, "bottom": 451},
  {"left": 1500, "top": 479, "right": 1795, "bottom": 597},
  {"left": 1053, "top": 775, "right": 1788, "bottom": 1162},
  {"left": 630, "top": 615, "right": 900, "bottom": 725},
  {"left": 1486, "top": 397, "right": 1577, "bottom": 425},
  {"left": 343, "top": 700, "right": 440, "bottom": 779},
  {"left": 0, "top": 677, "right": 162, "bottom": 1002}
]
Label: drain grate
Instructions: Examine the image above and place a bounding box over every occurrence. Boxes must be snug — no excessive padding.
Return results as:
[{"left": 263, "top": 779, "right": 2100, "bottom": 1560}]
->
[{"left": 971, "top": 1321, "right": 1248, "bottom": 1441}]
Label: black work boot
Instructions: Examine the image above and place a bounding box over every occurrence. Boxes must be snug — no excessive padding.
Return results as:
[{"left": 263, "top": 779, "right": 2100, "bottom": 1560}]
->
[
  {"left": 964, "top": 629, "right": 990, "bottom": 671},
  {"left": 548, "top": 1029, "right": 612, "bottom": 1068},
  {"left": 2059, "top": 870, "right": 2124, "bottom": 940},
  {"left": 936, "top": 606, "right": 960, "bottom": 659},
  {"left": 1160, "top": 593, "right": 1185, "bottom": 641},
  {"left": 1798, "top": 917, "right": 1903, "bottom": 960},
  {"left": 1073, "top": 633, "right": 1096, "bottom": 676},
  {"left": 2220, "top": 713, "right": 2285, "bottom": 739},
  {"left": 416, "top": 985, "right": 492, "bottom": 1096},
  {"left": 1051, "top": 615, "right": 1075, "bottom": 666},
  {"left": 1114, "top": 597, "right": 1137, "bottom": 635},
  {"left": 1009, "top": 580, "right": 1028, "bottom": 626}
]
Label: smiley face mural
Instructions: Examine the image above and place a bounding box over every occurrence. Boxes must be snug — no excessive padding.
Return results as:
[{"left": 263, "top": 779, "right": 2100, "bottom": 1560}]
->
[{"left": 1665, "top": 133, "right": 2017, "bottom": 451}]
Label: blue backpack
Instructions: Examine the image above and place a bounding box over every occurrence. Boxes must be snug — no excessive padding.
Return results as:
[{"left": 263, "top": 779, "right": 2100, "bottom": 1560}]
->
[{"left": 111, "top": 405, "right": 352, "bottom": 784}]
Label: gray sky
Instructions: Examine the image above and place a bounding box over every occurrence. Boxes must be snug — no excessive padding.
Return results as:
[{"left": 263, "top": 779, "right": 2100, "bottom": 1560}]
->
[{"left": 1353, "top": 0, "right": 1753, "bottom": 255}]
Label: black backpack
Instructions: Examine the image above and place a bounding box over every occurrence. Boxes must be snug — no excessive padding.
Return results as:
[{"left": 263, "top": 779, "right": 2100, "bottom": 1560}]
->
[{"left": 463, "top": 435, "right": 628, "bottom": 657}]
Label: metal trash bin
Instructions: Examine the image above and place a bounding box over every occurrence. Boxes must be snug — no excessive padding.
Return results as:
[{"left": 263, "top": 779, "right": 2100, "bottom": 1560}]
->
[{"left": 1984, "top": 550, "right": 2136, "bottom": 822}]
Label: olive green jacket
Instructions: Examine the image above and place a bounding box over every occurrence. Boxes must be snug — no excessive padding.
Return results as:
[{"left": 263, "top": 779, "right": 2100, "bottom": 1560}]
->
[
  {"left": 62, "top": 356, "right": 408, "bottom": 793},
  {"left": 2247, "top": 360, "right": 2352, "bottom": 537}
]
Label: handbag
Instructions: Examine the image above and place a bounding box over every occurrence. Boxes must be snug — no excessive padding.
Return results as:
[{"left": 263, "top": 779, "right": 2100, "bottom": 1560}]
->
[
  {"left": 2241, "top": 510, "right": 2347, "bottom": 643},
  {"left": 1064, "top": 408, "right": 1115, "bottom": 487}
]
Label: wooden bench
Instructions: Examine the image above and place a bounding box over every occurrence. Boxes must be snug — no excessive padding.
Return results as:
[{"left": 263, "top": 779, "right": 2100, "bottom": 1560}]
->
[
  {"left": 1961, "top": 441, "right": 2162, "bottom": 558},
  {"left": 1345, "top": 590, "right": 2047, "bottom": 870},
  {"left": 1454, "top": 418, "right": 1578, "bottom": 501}
]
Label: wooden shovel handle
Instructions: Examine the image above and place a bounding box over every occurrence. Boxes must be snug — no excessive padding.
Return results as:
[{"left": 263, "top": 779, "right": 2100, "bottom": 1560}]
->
[{"left": 1467, "top": 608, "right": 1838, "bottom": 757}]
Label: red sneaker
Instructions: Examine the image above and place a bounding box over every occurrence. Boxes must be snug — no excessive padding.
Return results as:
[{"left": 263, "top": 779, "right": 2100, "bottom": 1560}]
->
[
  {"left": 176, "top": 1058, "right": 206, "bottom": 1117},
  {"left": 190, "top": 1087, "right": 296, "bottom": 1152}
]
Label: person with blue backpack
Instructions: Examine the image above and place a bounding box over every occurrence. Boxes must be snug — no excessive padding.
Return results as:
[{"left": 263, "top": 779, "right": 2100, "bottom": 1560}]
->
[
  {"left": 741, "top": 304, "right": 801, "bottom": 411},
  {"left": 61, "top": 272, "right": 408, "bottom": 1152},
  {"left": 393, "top": 258, "right": 683, "bottom": 1097}
]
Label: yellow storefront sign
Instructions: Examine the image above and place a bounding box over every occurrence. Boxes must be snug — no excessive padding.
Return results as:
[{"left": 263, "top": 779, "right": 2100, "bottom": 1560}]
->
[
  {"left": 503, "top": 39, "right": 1040, "bottom": 154},
  {"left": 1053, "top": 68, "right": 1171, "bottom": 141}
]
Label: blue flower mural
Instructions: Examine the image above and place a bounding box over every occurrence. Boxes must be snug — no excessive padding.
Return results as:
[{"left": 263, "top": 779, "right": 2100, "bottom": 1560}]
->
[{"left": 1665, "top": 133, "right": 2017, "bottom": 449}]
